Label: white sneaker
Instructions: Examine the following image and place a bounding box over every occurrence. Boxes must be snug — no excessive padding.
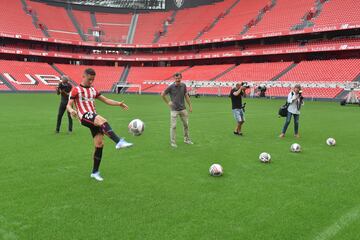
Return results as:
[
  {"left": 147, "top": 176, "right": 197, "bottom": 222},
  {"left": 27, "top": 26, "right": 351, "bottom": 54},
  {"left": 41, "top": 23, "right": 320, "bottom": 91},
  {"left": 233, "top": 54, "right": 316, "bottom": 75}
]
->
[
  {"left": 116, "top": 138, "right": 133, "bottom": 149},
  {"left": 171, "top": 143, "right": 178, "bottom": 148},
  {"left": 184, "top": 140, "right": 194, "bottom": 145},
  {"left": 90, "top": 172, "right": 104, "bottom": 181}
]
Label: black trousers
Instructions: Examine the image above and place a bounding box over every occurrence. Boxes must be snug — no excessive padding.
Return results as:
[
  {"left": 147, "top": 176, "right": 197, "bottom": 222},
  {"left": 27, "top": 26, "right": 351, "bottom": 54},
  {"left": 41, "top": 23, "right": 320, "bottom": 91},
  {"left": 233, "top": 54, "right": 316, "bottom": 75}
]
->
[{"left": 56, "top": 101, "right": 73, "bottom": 132}]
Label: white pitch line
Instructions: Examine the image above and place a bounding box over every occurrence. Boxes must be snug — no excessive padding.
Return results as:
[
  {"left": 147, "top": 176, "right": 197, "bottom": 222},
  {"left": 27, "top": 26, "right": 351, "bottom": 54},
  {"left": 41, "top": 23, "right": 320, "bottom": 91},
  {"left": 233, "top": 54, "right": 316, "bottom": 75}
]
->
[{"left": 314, "top": 205, "right": 360, "bottom": 240}]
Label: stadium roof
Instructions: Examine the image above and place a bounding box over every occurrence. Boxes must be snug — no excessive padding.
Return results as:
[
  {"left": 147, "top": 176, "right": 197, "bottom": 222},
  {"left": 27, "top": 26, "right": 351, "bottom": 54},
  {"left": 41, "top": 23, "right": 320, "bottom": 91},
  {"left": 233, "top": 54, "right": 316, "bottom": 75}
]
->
[{"left": 45, "top": 0, "right": 166, "bottom": 9}]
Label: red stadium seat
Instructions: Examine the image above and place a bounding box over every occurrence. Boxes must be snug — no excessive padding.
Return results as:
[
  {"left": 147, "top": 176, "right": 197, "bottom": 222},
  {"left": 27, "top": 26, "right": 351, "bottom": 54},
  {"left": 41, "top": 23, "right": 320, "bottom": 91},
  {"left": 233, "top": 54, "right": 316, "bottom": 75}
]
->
[
  {"left": 0, "top": 60, "right": 61, "bottom": 91},
  {"left": 279, "top": 59, "right": 360, "bottom": 83},
  {"left": 0, "top": 0, "right": 43, "bottom": 37},
  {"left": 55, "top": 64, "right": 124, "bottom": 92},
  {"left": 29, "top": 1, "right": 82, "bottom": 41},
  {"left": 217, "top": 62, "right": 293, "bottom": 82}
]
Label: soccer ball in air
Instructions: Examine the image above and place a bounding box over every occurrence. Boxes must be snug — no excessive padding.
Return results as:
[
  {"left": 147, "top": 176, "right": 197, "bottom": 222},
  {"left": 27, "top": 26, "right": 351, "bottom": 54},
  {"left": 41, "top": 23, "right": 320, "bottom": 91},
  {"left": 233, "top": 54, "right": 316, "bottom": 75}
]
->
[
  {"left": 259, "top": 152, "right": 271, "bottom": 163},
  {"left": 290, "top": 143, "right": 301, "bottom": 153},
  {"left": 209, "top": 164, "right": 223, "bottom": 176},
  {"left": 326, "top": 138, "right": 336, "bottom": 146},
  {"left": 128, "top": 119, "right": 145, "bottom": 136}
]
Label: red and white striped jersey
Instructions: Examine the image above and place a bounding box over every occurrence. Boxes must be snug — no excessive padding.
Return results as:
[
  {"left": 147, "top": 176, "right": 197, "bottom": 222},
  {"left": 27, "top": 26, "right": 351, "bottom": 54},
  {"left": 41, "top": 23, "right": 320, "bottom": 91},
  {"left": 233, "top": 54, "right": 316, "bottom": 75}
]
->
[{"left": 69, "top": 85, "right": 101, "bottom": 119}]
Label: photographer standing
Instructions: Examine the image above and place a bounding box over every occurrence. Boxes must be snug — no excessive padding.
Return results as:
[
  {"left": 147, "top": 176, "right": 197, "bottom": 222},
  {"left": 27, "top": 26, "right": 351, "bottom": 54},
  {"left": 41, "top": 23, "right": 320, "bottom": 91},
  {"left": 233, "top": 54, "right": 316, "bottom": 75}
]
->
[
  {"left": 55, "top": 75, "right": 73, "bottom": 133},
  {"left": 280, "top": 84, "right": 304, "bottom": 138},
  {"left": 230, "top": 82, "right": 247, "bottom": 136}
]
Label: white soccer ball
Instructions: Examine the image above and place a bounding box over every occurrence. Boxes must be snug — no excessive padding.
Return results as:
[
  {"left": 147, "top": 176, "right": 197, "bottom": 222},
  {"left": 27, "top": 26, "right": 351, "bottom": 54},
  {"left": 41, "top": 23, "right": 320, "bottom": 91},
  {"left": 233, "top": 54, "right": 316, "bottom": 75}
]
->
[
  {"left": 326, "top": 138, "right": 336, "bottom": 146},
  {"left": 290, "top": 143, "right": 301, "bottom": 153},
  {"left": 209, "top": 164, "right": 223, "bottom": 176},
  {"left": 259, "top": 152, "right": 271, "bottom": 163},
  {"left": 128, "top": 119, "right": 145, "bottom": 136}
]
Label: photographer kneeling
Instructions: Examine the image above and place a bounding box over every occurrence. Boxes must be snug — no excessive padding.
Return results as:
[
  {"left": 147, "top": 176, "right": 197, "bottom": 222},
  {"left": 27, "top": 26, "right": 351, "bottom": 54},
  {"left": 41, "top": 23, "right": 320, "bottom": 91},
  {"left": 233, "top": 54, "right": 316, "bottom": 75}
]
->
[
  {"left": 280, "top": 84, "right": 304, "bottom": 138},
  {"left": 230, "top": 82, "right": 248, "bottom": 136}
]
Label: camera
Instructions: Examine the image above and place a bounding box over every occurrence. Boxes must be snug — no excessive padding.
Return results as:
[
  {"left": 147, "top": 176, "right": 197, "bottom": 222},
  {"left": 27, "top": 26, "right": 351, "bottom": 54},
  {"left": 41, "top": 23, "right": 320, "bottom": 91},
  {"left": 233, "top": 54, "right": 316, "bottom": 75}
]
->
[
  {"left": 298, "top": 90, "right": 304, "bottom": 100},
  {"left": 241, "top": 82, "right": 250, "bottom": 89}
]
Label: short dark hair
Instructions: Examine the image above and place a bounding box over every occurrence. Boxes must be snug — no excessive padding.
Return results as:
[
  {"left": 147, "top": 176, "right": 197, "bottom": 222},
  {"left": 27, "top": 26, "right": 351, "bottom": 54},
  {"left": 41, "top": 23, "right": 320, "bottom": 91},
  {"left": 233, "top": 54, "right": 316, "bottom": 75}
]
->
[
  {"left": 84, "top": 68, "right": 96, "bottom": 76},
  {"left": 174, "top": 72, "right": 182, "bottom": 78}
]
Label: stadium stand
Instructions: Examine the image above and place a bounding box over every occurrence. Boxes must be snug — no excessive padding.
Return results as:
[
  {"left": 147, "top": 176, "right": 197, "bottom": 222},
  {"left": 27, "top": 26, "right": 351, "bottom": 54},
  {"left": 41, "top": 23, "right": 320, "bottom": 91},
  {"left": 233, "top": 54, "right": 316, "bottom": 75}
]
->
[
  {"left": 55, "top": 64, "right": 124, "bottom": 92},
  {"left": 157, "top": 0, "right": 235, "bottom": 43},
  {"left": 180, "top": 65, "right": 235, "bottom": 81},
  {"left": 28, "top": 1, "right": 82, "bottom": 41},
  {"left": 216, "top": 62, "right": 294, "bottom": 82},
  {"left": 279, "top": 59, "right": 360, "bottom": 82},
  {"left": 0, "top": 0, "right": 43, "bottom": 37},
  {"left": 247, "top": 0, "right": 315, "bottom": 34},
  {"left": 266, "top": 87, "right": 343, "bottom": 98},
  {"left": 133, "top": 12, "right": 170, "bottom": 44},
  {"left": 126, "top": 66, "right": 187, "bottom": 93},
  {"left": 95, "top": 13, "right": 132, "bottom": 43},
  {"left": 200, "top": 0, "right": 270, "bottom": 39},
  {"left": 312, "top": 0, "right": 360, "bottom": 27},
  {"left": 0, "top": 60, "right": 60, "bottom": 91},
  {"left": 73, "top": 10, "right": 95, "bottom": 41},
  {"left": 0, "top": 82, "right": 11, "bottom": 91}
]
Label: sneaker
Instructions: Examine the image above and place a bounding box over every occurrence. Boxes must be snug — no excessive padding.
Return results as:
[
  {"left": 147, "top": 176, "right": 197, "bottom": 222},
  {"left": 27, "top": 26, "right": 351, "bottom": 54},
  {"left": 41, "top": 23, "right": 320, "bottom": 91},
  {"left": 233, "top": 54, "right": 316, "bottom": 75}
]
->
[
  {"left": 279, "top": 133, "right": 285, "bottom": 138},
  {"left": 294, "top": 134, "right": 300, "bottom": 138},
  {"left": 233, "top": 131, "right": 239, "bottom": 135},
  {"left": 116, "top": 138, "right": 133, "bottom": 149},
  {"left": 90, "top": 172, "right": 104, "bottom": 181},
  {"left": 238, "top": 132, "right": 243, "bottom": 136},
  {"left": 55, "top": 130, "right": 59, "bottom": 134},
  {"left": 184, "top": 140, "right": 194, "bottom": 145},
  {"left": 171, "top": 143, "right": 178, "bottom": 148}
]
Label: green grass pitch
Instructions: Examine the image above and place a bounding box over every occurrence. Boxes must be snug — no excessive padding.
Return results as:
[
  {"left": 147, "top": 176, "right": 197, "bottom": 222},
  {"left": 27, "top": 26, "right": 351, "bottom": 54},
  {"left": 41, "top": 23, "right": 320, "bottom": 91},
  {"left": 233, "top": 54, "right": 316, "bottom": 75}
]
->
[{"left": 0, "top": 93, "right": 360, "bottom": 240}]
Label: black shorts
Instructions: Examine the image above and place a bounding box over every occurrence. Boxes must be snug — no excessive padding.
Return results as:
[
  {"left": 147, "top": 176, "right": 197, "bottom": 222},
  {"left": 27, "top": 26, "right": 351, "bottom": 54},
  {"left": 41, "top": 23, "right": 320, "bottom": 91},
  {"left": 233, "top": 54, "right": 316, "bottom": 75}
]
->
[{"left": 81, "top": 112, "right": 103, "bottom": 138}]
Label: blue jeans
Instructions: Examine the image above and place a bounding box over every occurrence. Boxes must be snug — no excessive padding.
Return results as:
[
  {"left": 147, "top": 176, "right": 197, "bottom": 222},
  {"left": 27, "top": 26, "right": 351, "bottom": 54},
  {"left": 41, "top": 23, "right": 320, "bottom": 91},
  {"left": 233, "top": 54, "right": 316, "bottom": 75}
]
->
[{"left": 281, "top": 112, "right": 299, "bottom": 135}]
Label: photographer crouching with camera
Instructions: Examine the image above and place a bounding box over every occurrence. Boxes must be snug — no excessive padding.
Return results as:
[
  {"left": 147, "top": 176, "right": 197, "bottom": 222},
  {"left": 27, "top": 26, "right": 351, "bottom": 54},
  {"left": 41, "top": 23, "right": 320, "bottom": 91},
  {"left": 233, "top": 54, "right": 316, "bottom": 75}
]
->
[
  {"left": 279, "top": 84, "right": 304, "bottom": 138},
  {"left": 230, "top": 82, "right": 248, "bottom": 136}
]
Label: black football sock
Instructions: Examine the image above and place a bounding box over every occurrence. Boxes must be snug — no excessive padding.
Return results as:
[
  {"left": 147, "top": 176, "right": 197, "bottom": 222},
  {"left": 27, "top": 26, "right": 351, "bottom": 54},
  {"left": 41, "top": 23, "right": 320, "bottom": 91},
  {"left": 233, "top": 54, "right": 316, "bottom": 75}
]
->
[
  {"left": 92, "top": 147, "right": 103, "bottom": 173},
  {"left": 101, "top": 122, "right": 121, "bottom": 144}
]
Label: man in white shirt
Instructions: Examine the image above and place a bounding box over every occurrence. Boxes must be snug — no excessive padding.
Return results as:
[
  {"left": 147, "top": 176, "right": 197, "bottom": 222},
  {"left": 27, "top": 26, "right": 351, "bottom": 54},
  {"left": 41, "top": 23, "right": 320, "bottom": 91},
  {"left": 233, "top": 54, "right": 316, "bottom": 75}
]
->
[{"left": 280, "top": 84, "right": 304, "bottom": 138}]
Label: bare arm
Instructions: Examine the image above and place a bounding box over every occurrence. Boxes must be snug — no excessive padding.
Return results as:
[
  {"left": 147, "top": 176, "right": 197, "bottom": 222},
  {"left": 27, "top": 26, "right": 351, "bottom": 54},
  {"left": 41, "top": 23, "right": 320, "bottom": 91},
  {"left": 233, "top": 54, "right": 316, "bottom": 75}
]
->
[
  {"left": 233, "top": 87, "right": 244, "bottom": 96},
  {"left": 185, "top": 94, "right": 192, "bottom": 113},
  {"left": 97, "top": 95, "right": 128, "bottom": 110},
  {"left": 66, "top": 99, "right": 78, "bottom": 118},
  {"left": 161, "top": 91, "right": 172, "bottom": 108}
]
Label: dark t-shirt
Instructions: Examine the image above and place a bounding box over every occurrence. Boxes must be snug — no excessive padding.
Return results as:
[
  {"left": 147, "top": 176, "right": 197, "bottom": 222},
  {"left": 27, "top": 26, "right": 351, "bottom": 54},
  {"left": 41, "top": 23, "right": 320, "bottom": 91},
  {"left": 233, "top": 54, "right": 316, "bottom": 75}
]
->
[
  {"left": 230, "top": 88, "right": 243, "bottom": 109},
  {"left": 58, "top": 82, "right": 72, "bottom": 103},
  {"left": 164, "top": 83, "right": 187, "bottom": 111}
]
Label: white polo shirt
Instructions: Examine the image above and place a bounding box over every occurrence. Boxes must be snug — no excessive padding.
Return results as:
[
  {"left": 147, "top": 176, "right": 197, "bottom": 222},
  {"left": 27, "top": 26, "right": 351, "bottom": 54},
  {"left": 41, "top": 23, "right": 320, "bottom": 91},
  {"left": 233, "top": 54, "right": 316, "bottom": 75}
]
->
[{"left": 287, "top": 91, "right": 303, "bottom": 115}]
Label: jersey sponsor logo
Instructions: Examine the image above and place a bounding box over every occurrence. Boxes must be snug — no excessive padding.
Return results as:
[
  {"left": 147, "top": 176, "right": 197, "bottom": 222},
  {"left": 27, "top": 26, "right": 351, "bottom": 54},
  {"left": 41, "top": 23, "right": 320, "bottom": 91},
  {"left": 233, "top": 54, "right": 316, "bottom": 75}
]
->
[
  {"left": 174, "top": 0, "right": 184, "bottom": 8},
  {"left": 80, "top": 96, "right": 95, "bottom": 102}
]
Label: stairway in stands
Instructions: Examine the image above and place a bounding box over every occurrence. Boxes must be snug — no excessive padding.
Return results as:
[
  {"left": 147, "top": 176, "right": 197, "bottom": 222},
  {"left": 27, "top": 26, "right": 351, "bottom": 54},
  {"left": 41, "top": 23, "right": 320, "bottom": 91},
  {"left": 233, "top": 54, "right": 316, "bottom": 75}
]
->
[
  {"left": 241, "top": 0, "right": 277, "bottom": 35},
  {"left": 195, "top": 0, "right": 241, "bottom": 40},
  {"left": 291, "top": 0, "right": 330, "bottom": 31},
  {"left": 116, "top": 65, "right": 131, "bottom": 93},
  {"left": 126, "top": 14, "right": 139, "bottom": 44},
  {"left": 270, "top": 63, "right": 298, "bottom": 81},
  {"left": 67, "top": 7, "right": 87, "bottom": 41},
  {"left": 153, "top": 10, "right": 178, "bottom": 43},
  {"left": 21, "top": 0, "right": 50, "bottom": 37},
  {"left": 90, "top": 12, "right": 100, "bottom": 42}
]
